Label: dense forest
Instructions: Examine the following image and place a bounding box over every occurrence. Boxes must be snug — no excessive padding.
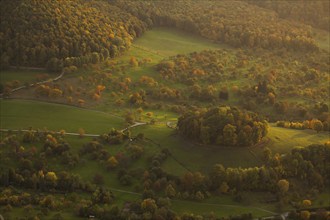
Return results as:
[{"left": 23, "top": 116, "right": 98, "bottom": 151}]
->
[
  {"left": 245, "top": 0, "right": 330, "bottom": 31},
  {"left": 0, "top": 0, "right": 147, "bottom": 69}
]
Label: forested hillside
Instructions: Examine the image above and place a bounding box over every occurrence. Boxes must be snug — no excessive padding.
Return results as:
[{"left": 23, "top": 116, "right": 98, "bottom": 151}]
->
[
  {"left": 246, "top": 0, "right": 330, "bottom": 31},
  {"left": 115, "top": 0, "right": 318, "bottom": 51},
  {"left": 0, "top": 0, "right": 323, "bottom": 71},
  {"left": 0, "top": 0, "right": 147, "bottom": 69}
]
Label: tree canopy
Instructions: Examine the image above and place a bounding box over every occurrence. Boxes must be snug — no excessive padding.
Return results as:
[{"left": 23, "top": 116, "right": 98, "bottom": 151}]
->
[{"left": 177, "top": 106, "right": 268, "bottom": 147}]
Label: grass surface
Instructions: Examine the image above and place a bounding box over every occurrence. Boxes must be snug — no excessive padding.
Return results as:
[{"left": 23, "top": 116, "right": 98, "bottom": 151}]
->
[
  {"left": 131, "top": 123, "right": 330, "bottom": 174},
  {"left": 133, "top": 27, "right": 226, "bottom": 58},
  {"left": 0, "top": 69, "right": 50, "bottom": 84},
  {"left": 265, "top": 125, "right": 330, "bottom": 153},
  {"left": 0, "top": 99, "right": 124, "bottom": 133},
  {"left": 314, "top": 28, "right": 330, "bottom": 51}
]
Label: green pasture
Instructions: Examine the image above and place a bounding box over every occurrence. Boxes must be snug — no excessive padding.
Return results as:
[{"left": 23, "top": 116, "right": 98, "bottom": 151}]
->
[
  {"left": 171, "top": 195, "right": 276, "bottom": 218},
  {"left": 130, "top": 123, "right": 330, "bottom": 175},
  {"left": 131, "top": 27, "right": 226, "bottom": 61},
  {"left": 131, "top": 123, "right": 261, "bottom": 174},
  {"left": 265, "top": 125, "right": 330, "bottom": 154},
  {"left": 0, "top": 69, "right": 49, "bottom": 84},
  {"left": 3, "top": 207, "right": 82, "bottom": 220},
  {"left": 313, "top": 28, "right": 330, "bottom": 51},
  {"left": 0, "top": 99, "right": 124, "bottom": 133}
]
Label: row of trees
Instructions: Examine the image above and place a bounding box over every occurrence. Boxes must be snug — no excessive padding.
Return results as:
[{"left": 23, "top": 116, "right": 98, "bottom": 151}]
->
[
  {"left": 276, "top": 118, "right": 329, "bottom": 132},
  {"left": 177, "top": 106, "right": 268, "bottom": 146}
]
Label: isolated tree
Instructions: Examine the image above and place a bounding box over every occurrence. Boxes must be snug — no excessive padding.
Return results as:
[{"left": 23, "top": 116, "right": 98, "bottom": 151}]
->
[
  {"left": 195, "top": 191, "right": 204, "bottom": 201},
  {"left": 268, "top": 92, "right": 276, "bottom": 105},
  {"left": 129, "top": 56, "right": 139, "bottom": 67},
  {"left": 311, "top": 119, "right": 323, "bottom": 133},
  {"left": 300, "top": 211, "right": 311, "bottom": 220},
  {"left": 78, "top": 128, "right": 85, "bottom": 138},
  {"left": 277, "top": 179, "right": 289, "bottom": 194},
  {"left": 107, "top": 156, "right": 118, "bottom": 169},
  {"left": 165, "top": 184, "right": 176, "bottom": 198},
  {"left": 262, "top": 147, "right": 272, "bottom": 164},
  {"left": 45, "top": 171, "right": 58, "bottom": 188},
  {"left": 141, "top": 198, "right": 157, "bottom": 213},
  {"left": 302, "top": 199, "right": 312, "bottom": 208},
  {"left": 219, "top": 182, "right": 229, "bottom": 194}
]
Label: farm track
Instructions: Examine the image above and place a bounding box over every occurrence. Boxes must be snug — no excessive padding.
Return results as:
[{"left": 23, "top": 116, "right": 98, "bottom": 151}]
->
[
  {"left": 0, "top": 70, "right": 64, "bottom": 97},
  {"left": 0, "top": 121, "right": 148, "bottom": 137},
  {"left": 131, "top": 44, "right": 166, "bottom": 58}
]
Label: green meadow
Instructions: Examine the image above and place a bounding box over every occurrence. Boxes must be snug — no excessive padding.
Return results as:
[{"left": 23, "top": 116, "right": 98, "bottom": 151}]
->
[
  {"left": 0, "top": 99, "right": 124, "bottom": 133},
  {"left": 0, "top": 68, "right": 50, "bottom": 84}
]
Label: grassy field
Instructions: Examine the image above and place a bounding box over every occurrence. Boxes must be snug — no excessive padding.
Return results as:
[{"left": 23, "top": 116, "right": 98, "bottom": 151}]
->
[
  {"left": 130, "top": 122, "right": 329, "bottom": 175},
  {"left": 130, "top": 27, "right": 227, "bottom": 62},
  {"left": 265, "top": 125, "right": 330, "bottom": 154},
  {"left": 0, "top": 69, "right": 51, "bottom": 84},
  {"left": 314, "top": 28, "right": 330, "bottom": 51},
  {"left": 0, "top": 99, "right": 124, "bottom": 133},
  {"left": 171, "top": 195, "right": 276, "bottom": 218}
]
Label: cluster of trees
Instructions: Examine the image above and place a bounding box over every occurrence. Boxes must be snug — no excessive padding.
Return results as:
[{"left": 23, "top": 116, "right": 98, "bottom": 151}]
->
[
  {"left": 35, "top": 84, "right": 63, "bottom": 99},
  {"left": 115, "top": 0, "right": 318, "bottom": 51},
  {"left": 155, "top": 48, "right": 329, "bottom": 121},
  {"left": 177, "top": 106, "right": 268, "bottom": 146},
  {"left": 0, "top": 132, "right": 82, "bottom": 191},
  {"left": 157, "top": 50, "right": 233, "bottom": 84},
  {"left": 0, "top": 0, "right": 147, "bottom": 68},
  {"left": 246, "top": 0, "right": 330, "bottom": 31}
]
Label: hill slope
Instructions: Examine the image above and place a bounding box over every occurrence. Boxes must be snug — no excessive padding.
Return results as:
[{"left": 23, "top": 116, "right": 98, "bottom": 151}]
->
[{"left": 0, "top": 0, "right": 146, "bottom": 68}]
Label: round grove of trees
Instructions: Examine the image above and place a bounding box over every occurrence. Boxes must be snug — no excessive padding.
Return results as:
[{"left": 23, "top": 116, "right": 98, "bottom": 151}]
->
[{"left": 177, "top": 106, "right": 268, "bottom": 147}]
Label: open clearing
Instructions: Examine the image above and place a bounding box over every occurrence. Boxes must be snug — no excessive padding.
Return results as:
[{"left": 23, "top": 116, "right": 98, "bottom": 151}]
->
[{"left": 133, "top": 27, "right": 227, "bottom": 58}]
